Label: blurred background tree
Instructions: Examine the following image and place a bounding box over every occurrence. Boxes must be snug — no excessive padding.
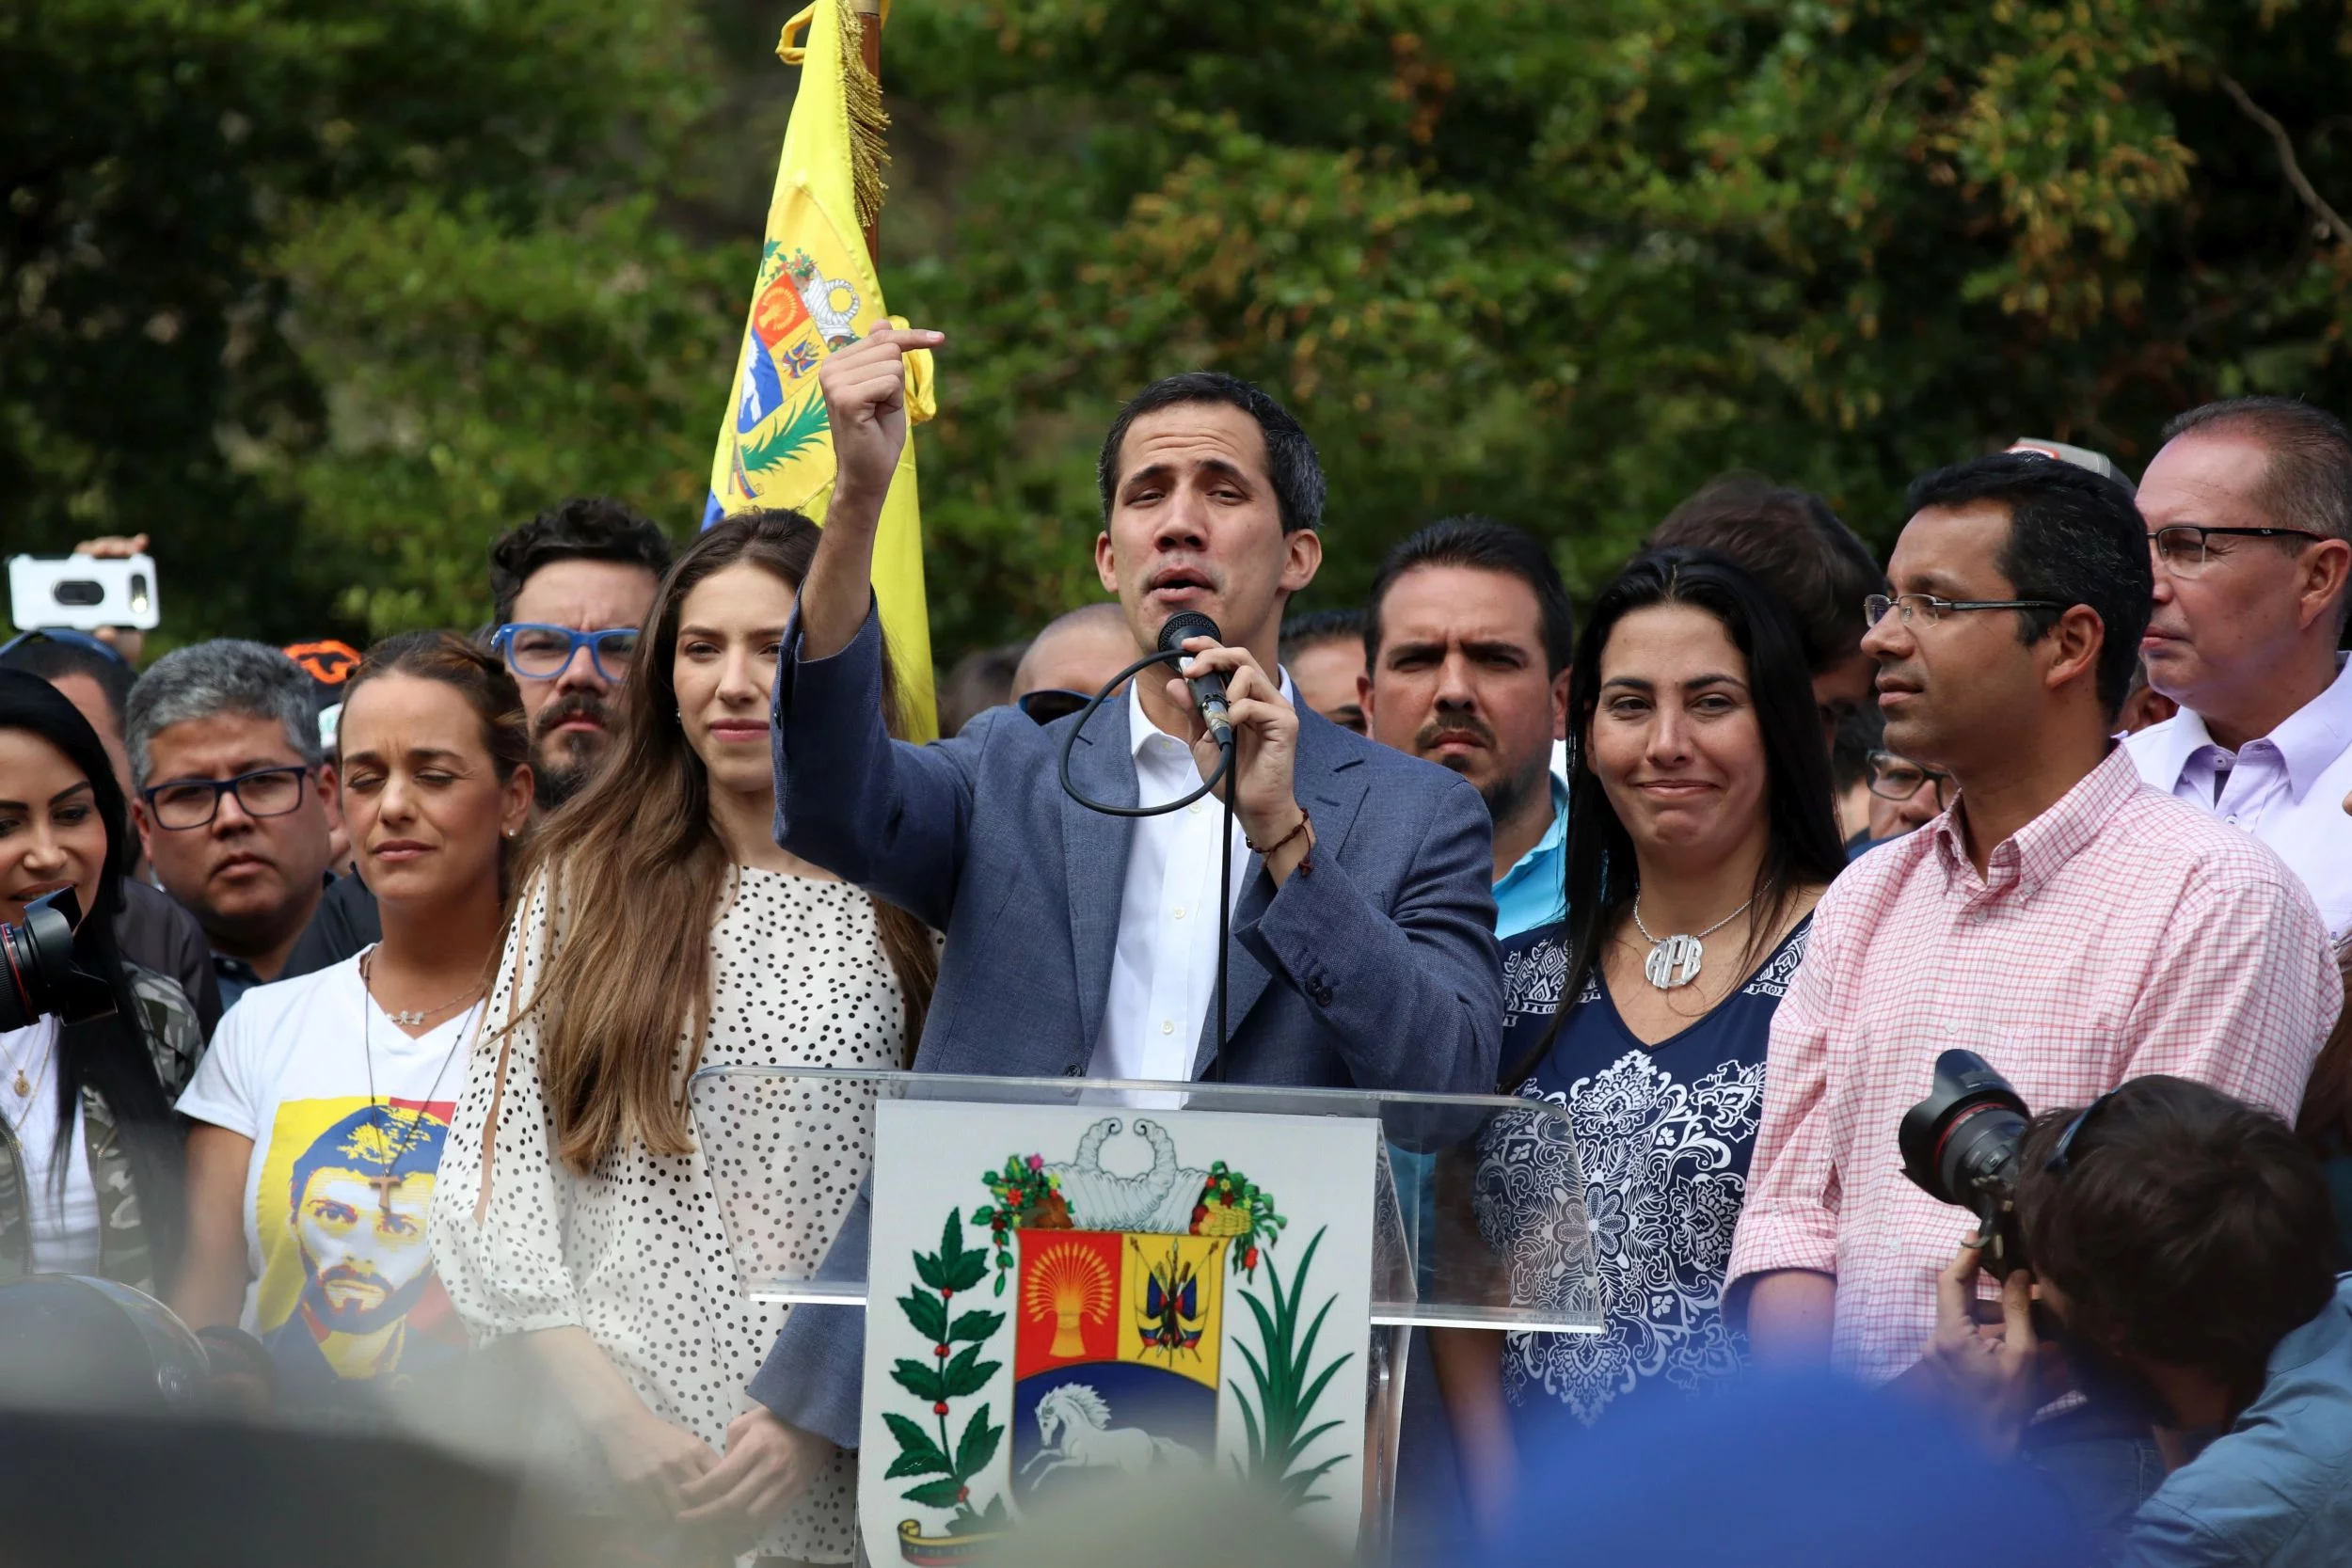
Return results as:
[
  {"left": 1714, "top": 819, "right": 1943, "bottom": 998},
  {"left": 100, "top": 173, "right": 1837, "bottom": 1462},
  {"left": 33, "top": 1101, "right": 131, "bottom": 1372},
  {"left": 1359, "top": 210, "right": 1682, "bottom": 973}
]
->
[{"left": 5, "top": 0, "right": 2346, "bottom": 663}]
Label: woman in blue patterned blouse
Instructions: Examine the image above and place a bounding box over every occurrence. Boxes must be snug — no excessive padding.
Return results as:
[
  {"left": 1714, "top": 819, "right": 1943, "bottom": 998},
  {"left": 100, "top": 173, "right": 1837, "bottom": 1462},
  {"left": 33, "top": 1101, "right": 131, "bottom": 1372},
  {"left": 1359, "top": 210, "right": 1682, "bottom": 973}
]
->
[{"left": 1434, "top": 548, "right": 1849, "bottom": 1526}]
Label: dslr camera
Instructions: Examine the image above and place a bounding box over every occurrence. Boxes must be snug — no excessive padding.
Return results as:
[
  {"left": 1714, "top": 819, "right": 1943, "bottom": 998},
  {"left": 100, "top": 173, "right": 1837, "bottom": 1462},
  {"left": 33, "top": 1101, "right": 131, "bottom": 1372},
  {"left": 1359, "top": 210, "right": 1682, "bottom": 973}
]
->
[
  {"left": 1899, "top": 1049, "right": 2032, "bottom": 1278},
  {"left": 0, "top": 889, "right": 106, "bottom": 1033}
]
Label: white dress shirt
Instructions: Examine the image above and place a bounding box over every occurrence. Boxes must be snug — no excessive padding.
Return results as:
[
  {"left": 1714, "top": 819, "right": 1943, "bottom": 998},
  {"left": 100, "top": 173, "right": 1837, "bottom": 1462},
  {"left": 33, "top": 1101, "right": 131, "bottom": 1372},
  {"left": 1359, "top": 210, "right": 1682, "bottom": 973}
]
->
[
  {"left": 2124, "top": 654, "right": 2352, "bottom": 942},
  {"left": 1095, "top": 669, "right": 1295, "bottom": 1082}
]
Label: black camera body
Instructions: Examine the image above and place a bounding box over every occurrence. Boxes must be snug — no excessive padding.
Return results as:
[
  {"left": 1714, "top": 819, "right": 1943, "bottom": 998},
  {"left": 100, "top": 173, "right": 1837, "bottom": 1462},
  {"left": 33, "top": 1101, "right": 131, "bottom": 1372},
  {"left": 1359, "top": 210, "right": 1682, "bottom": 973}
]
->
[
  {"left": 0, "top": 889, "right": 109, "bottom": 1033},
  {"left": 1899, "top": 1049, "right": 2032, "bottom": 1278}
]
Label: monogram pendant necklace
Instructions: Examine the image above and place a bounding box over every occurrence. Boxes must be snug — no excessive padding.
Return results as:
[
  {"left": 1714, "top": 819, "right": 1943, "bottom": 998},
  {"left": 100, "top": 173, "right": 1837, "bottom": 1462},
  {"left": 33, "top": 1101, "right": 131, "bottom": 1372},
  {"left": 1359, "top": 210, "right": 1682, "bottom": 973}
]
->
[{"left": 1632, "top": 894, "right": 1755, "bottom": 990}]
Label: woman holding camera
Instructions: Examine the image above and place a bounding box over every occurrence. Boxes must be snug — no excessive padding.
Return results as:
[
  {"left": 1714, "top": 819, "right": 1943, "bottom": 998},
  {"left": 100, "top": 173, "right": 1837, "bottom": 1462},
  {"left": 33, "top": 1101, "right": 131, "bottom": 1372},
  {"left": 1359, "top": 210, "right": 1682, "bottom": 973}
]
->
[
  {"left": 172, "top": 633, "right": 533, "bottom": 1404},
  {"left": 1437, "top": 549, "right": 1847, "bottom": 1520},
  {"left": 0, "top": 671, "right": 201, "bottom": 1291},
  {"left": 431, "top": 511, "right": 936, "bottom": 1566}
]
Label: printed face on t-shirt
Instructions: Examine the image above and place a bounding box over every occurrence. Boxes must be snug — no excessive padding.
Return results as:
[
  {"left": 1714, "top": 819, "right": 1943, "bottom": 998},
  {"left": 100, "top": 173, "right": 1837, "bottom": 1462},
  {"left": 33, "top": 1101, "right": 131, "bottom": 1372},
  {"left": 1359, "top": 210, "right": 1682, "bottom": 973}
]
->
[{"left": 294, "top": 1165, "right": 436, "bottom": 1333}]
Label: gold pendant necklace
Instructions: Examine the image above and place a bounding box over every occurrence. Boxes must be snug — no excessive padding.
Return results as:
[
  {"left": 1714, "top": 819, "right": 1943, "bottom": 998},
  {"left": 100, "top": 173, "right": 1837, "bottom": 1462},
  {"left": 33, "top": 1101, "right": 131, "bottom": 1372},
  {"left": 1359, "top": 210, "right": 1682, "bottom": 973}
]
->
[{"left": 10, "top": 1025, "right": 56, "bottom": 1100}]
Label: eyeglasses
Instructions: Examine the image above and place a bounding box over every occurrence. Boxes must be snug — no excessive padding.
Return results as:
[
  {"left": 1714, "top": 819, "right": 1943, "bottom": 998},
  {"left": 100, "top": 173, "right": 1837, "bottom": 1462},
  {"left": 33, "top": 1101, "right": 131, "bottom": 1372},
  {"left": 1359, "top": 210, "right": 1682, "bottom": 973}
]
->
[
  {"left": 1865, "top": 750, "right": 1953, "bottom": 808},
  {"left": 0, "top": 627, "right": 131, "bottom": 668},
  {"left": 2147, "top": 524, "right": 2327, "bottom": 574},
  {"left": 1864, "top": 594, "right": 2064, "bottom": 628},
  {"left": 142, "top": 766, "right": 311, "bottom": 831},
  {"left": 1016, "top": 689, "right": 1092, "bottom": 724},
  {"left": 2043, "top": 1088, "right": 2121, "bottom": 1174},
  {"left": 491, "top": 624, "right": 640, "bottom": 682}
]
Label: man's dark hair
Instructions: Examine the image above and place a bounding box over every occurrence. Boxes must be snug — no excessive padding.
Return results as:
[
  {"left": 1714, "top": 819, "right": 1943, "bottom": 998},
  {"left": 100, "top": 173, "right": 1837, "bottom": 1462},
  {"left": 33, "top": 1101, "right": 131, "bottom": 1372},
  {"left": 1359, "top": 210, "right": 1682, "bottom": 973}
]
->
[
  {"left": 2019, "top": 1076, "right": 2336, "bottom": 1408},
  {"left": 1096, "top": 372, "right": 1326, "bottom": 534},
  {"left": 1905, "top": 452, "right": 2153, "bottom": 718},
  {"left": 1831, "top": 703, "right": 1884, "bottom": 794},
  {"left": 0, "top": 636, "right": 133, "bottom": 738},
  {"left": 936, "top": 639, "right": 1028, "bottom": 738},
  {"left": 488, "top": 498, "right": 675, "bottom": 626},
  {"left": 1363, "top": 516, "right": 1575, "bottom": 676},
  {"left": 1647, "top": 473, "right": 1884, "bottom": 676},
  {"left": 1279, "top": 608, "right": 1365, "bottom": 665},
  {"left": 2162, "top": 396, "right": 2352, "bottom": 546}
]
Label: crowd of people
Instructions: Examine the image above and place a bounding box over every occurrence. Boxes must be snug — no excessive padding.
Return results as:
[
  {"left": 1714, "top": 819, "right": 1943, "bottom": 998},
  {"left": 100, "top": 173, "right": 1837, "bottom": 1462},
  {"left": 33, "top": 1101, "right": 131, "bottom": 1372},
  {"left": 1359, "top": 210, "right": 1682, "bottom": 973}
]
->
[{"left": 4, "top": 322, "right": 2351, "bottom": 1566}]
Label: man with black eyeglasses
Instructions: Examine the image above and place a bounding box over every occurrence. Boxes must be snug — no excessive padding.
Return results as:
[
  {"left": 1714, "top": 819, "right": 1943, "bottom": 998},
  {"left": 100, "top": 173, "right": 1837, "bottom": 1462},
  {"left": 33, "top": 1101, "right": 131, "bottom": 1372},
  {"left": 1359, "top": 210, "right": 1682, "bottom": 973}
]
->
[
  {"left": 1859, "top": 747, "right": 1952, "bottom": 846},
  {"left": 1729, "top": 452, "right": 2336, "bottom": 1533},
  {"left": 126, "top": 641, "right": 343, "bottom": 1010},
  {"left": 2124, "top": 398, "right": 2352, "bottom": 942}
]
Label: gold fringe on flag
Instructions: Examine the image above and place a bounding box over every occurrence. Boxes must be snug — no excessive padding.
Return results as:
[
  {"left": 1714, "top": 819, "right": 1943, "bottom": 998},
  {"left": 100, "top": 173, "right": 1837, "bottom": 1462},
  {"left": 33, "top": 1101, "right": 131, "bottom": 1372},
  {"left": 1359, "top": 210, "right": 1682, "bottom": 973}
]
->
[{"left": 776, "top": 0, "right": 891, "bottom": 232}]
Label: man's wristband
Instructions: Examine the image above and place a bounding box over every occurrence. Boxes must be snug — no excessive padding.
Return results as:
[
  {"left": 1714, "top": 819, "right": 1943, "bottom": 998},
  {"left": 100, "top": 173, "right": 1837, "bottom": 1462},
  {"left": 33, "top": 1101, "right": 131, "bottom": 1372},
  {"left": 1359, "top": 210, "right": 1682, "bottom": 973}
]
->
[{"left": 1248, "top": 809, "right": 1314, "bottom": 863}]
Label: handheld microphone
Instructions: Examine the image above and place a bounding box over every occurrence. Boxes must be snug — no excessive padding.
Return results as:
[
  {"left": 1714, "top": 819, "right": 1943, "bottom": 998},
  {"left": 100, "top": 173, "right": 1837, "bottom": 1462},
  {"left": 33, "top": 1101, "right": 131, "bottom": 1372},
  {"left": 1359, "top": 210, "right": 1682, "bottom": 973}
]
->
[{"left": 1157, "top": 610, "right": 1233, "bottom": 747}]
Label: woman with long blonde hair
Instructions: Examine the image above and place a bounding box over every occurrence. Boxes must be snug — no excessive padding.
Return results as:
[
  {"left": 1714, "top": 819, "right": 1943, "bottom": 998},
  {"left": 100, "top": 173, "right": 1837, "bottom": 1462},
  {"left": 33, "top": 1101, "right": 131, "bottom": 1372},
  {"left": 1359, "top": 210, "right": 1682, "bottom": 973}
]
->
[{"left": 431, "top": 511, "right": 935, "bottom": 1564}]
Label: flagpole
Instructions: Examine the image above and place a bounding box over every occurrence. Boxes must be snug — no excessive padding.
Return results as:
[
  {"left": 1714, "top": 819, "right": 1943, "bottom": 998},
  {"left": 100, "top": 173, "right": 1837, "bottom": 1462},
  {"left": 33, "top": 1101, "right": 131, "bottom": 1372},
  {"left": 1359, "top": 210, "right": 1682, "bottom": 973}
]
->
[{"left": 857, "top": 0, "right": 883, "bottom": 268}]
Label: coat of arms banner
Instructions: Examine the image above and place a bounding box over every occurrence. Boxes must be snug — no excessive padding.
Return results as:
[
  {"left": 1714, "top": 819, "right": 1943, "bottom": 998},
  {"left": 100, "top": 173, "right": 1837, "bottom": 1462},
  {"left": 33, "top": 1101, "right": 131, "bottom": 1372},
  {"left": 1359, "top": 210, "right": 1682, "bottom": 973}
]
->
[{"left": 857, "top": 1100, "right": 1378, "bottom": 1560}]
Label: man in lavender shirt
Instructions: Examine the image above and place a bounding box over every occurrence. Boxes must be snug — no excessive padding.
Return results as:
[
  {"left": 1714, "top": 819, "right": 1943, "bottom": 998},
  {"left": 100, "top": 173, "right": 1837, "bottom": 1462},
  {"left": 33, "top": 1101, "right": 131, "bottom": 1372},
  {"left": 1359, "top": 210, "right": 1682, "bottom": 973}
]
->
[{"left": 2126, "top": 398, "right": 2352, "bottom": 941}]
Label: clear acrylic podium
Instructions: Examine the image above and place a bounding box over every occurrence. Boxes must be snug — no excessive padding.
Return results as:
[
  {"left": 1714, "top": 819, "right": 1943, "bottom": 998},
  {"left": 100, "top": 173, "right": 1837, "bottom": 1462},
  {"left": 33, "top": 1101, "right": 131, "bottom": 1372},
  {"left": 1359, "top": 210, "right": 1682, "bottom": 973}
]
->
[{"left": 690, "top": 1068, "right": 1599, "bottom": 1560}]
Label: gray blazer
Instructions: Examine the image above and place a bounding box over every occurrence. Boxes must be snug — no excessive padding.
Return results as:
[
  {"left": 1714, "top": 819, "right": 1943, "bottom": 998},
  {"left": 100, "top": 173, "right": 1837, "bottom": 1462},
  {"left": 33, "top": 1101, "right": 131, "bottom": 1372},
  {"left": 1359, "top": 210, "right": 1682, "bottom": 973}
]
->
[{"left": 747, "top": 604, "right": 1502, "bottom": 1443}]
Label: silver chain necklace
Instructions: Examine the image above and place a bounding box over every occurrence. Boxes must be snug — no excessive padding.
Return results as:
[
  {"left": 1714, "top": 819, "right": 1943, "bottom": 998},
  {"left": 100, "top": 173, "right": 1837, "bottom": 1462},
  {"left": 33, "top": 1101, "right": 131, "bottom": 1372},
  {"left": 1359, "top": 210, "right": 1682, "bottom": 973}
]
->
[
  {"left": 359, "top": 947, "right": 477, "bottom": 1140},
  {"left": 1631, "top": 894, "right": 1755, "bottom": 990}
]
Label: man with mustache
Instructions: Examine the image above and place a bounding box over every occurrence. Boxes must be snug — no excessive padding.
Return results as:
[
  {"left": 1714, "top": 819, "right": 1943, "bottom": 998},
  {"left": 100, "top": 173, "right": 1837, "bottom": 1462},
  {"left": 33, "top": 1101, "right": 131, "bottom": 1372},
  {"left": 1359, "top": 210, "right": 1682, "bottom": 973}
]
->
[
  {"left": 2123, "top": 398, "right": 2352, "bottom": 942},
  {"left": 1727, "top": 451, "right": 2336, "bottom": 1534},
  {"left": 1359, "top": 517, "right": 1575, "bottom": 939},
  {"left": 489, "top": 496, "right": 675, "bottom": 809},
  {"left": 742, "top": 328, "right": 1503, "bottom": 1492}
]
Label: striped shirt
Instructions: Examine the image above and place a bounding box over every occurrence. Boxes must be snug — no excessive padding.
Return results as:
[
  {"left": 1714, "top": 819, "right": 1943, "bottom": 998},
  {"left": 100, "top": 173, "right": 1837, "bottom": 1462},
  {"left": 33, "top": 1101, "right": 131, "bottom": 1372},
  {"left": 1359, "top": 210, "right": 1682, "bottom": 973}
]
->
[{"left": 1727, "top": 745, "right": 2340, "bottom": 1386}]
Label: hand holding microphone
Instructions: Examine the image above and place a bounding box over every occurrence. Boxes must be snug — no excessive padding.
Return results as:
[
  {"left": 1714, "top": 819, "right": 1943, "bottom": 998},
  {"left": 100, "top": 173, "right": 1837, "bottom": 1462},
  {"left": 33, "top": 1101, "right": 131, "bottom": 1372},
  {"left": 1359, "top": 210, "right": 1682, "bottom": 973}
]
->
[
  {"left": 1158, "top": 610, "right": 1234, "bottom": 746},
  {"left": 1156, "top": 614, "right": 1310, "bottom": 880}
]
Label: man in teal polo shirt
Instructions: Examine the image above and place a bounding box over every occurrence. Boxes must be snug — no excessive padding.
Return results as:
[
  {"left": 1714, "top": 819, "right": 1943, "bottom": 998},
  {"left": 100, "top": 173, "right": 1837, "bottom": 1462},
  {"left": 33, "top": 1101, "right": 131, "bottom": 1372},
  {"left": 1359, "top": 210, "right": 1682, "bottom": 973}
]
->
[{"left": 1361, "top": 515, "right": 1574, "bottom": 939}]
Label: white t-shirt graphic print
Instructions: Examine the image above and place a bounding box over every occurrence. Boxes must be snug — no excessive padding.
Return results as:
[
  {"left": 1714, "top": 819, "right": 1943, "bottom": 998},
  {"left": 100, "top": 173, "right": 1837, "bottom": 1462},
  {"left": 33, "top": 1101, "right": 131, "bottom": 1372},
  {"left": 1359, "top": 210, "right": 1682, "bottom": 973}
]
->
[{"left": 178, "top": 954, "right": 479, "bottom": 1402}]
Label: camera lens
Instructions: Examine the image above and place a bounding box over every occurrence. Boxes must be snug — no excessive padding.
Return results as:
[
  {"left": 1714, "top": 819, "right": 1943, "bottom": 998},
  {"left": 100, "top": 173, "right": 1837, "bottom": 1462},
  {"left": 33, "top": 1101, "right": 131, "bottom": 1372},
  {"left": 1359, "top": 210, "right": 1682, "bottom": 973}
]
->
[
  {"left": 1931, "top": 1099, "right": 2027, "bottom": 1208},
  {"left": 1899, "top": 1049, "right": 2034, "bottom": 1275},
  {"left": 0, "top": 892, "right": 84, "bottom": 1033}
]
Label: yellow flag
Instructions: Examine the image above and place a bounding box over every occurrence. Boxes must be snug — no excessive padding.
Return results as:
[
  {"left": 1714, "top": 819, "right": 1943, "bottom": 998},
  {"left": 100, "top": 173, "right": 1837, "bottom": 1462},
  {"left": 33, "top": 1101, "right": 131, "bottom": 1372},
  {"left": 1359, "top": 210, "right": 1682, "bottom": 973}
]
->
[{"left": 705, "top": 0, "right": 936, "bottom": 736}]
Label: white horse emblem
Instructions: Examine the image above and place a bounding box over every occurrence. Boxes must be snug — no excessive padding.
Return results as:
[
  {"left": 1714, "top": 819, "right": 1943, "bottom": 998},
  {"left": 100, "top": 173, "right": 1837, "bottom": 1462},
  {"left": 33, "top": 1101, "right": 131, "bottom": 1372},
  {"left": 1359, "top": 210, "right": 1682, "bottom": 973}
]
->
[{"left": 1023, "top": 1385, "right": 1199, "bottom": 1484}]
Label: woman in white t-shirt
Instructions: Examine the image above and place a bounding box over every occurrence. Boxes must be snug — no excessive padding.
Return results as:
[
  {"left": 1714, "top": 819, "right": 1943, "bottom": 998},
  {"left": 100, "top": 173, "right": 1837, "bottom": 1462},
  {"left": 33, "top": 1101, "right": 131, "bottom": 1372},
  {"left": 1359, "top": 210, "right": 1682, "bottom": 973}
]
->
[
  {"left": 0, "top": 671, "right": 202, "bottom": 1291},
  {"left": 173, "top": 632, "right": 532, "bottom": 1407},
  {"left": 431, "top": 511, "right": 936, "bottom": 1565}
]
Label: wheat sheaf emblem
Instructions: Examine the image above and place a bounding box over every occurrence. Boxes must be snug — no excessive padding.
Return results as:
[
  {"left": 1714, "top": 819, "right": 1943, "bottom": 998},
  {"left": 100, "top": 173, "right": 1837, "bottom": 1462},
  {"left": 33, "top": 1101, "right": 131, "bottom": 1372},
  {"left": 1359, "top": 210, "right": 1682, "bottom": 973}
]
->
[{"left": 1024, "top": 1243, "right": 1113, "bottom": 1357}]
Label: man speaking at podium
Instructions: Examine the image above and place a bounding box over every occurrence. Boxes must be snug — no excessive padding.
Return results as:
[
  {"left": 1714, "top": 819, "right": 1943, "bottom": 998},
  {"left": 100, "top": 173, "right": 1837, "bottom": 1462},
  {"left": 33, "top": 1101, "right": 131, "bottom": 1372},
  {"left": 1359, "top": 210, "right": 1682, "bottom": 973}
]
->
[{"left": 742, "top": 324, "right": 1502, "bottom": 1472}]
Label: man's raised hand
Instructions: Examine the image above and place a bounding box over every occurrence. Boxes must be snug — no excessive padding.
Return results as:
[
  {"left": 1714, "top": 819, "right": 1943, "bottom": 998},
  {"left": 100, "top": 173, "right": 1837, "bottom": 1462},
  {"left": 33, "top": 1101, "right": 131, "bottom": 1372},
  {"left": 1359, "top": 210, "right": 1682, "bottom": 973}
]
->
[{"left": 818, "top": 325, "right": 945, "bottom": 518}]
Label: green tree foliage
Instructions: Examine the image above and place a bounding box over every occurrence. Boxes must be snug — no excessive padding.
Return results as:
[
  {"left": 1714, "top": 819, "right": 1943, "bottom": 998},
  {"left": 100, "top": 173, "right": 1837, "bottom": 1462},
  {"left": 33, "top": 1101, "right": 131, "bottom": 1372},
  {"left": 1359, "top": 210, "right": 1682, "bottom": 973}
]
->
[
  {"left": 5, "top": 1, "right": 2346, "bottom": 660},
  {"left": 891, "top": 0, "right": 2352, "bottom": 635},
  {"left": 2, "top": 0, "right": 721, "bottom": 643}
]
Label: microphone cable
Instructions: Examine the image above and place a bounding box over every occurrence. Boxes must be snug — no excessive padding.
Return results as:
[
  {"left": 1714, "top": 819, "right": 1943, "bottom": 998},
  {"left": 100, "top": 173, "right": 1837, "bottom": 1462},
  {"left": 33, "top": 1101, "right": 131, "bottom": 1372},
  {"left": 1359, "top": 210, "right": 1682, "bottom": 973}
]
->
[{"left": 1057, "top": 642, "right": 1239, "bottom": 1079}]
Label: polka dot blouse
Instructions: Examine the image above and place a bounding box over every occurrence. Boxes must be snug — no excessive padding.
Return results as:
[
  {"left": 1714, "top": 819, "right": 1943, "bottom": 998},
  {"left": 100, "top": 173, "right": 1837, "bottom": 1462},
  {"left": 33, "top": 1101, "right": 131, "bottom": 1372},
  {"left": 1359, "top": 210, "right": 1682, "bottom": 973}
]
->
[{"left": 432, "top": 866, "right": 907, "bottom": 1562}]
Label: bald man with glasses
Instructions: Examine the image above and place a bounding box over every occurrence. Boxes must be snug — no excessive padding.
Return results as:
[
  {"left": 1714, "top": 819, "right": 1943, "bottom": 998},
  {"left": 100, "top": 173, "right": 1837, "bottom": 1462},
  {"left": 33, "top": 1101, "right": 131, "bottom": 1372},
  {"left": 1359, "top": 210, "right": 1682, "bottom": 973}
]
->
[{"left": 2124, "top": 398, "right": 2352, "bottom": 942}]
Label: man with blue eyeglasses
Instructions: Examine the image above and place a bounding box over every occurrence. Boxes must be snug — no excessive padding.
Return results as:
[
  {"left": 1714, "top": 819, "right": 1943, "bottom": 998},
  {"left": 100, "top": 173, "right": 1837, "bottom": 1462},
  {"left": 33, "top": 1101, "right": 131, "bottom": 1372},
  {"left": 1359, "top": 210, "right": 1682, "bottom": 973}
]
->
[{"left": 485, "top": 497, "right": 674, "bottom": 809}]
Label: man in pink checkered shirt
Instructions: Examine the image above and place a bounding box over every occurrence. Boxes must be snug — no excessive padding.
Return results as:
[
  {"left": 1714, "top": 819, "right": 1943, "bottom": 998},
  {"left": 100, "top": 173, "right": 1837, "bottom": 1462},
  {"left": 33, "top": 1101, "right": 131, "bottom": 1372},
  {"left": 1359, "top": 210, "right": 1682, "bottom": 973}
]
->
[{"left": 1727, "top": 451, "right": 2340, "bottom": 1390}]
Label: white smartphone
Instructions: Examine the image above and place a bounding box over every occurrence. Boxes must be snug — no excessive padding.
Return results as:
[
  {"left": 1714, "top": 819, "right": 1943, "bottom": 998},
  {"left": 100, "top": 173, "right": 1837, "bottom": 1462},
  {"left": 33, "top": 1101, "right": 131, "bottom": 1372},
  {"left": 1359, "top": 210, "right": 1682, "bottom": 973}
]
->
[{"left": 8, "top": 554, "right": 161, "bottom": 632}]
